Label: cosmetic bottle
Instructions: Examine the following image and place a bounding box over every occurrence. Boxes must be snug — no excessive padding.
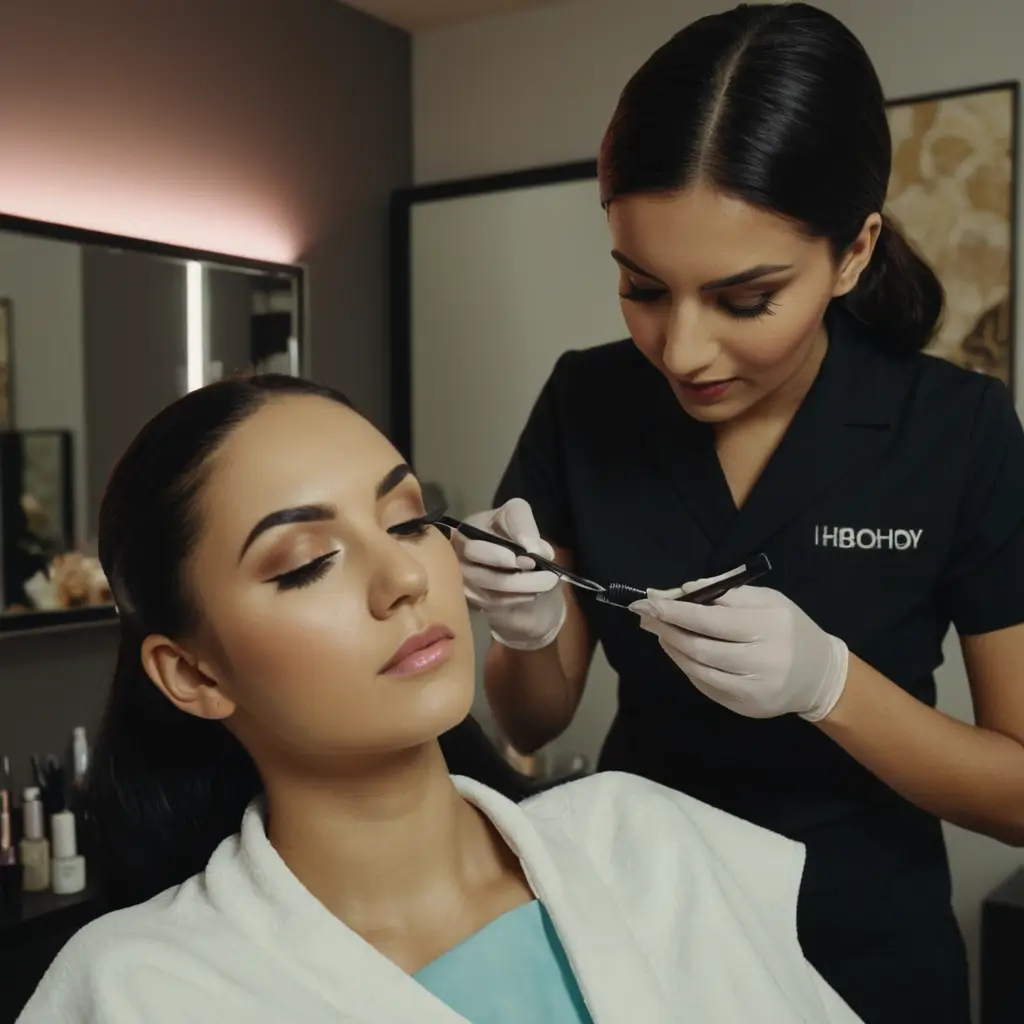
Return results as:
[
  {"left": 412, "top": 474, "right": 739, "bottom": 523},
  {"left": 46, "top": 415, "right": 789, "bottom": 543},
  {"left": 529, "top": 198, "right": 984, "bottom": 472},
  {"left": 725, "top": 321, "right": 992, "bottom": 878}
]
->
[
  {"left": 71, "top": 727, "right": 89, "bottom": 788},
  {"left": 0, "top": 757, "right": 23, "bottom": 914},
  {"left": 50, "top": 809, "right": 86, "bottom": 895},
  {"left": 19, "top": 787, "right": 50, "bottom": 892},
  {"left": 69, "top": 726, "right": 92, "bottom": 856}
]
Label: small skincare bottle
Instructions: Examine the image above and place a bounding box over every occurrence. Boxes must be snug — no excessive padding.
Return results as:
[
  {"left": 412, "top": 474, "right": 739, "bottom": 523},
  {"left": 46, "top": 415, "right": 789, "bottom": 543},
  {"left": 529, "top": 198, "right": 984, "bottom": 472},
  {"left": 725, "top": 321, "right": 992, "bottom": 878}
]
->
[
  {"left": 19, "top": 788, "right": 50, "bottom": 892},
  {"left": 0, "top": 767, "right": 22, "bottom": 914},
  {"left": 50, "top": 809, "right": 86, "bottom": 895}
]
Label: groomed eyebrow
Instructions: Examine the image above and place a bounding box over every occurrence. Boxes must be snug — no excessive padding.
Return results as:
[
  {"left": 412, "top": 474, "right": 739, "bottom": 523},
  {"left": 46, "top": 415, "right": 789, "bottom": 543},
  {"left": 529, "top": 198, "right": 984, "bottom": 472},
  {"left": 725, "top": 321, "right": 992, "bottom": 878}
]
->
[
  {"left": 376, "top": 462, "right": 413, "bottom": 500},
  {"left": 610, "top": 250, "right": 792, "bottom": 291},
  {"left": 238, "top": 503, "right": 336, "bottom": 563},
  {"left": 237, "top": 463, "right": 415, "bottom": 562}
]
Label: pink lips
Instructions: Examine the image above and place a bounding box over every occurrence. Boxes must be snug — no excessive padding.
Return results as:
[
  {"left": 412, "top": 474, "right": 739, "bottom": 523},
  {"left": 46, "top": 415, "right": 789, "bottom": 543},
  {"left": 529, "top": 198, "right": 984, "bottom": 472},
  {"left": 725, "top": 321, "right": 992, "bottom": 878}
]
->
[
  {"left": 380, "top": 624, "right": 455, "bottom": 676},
  {"left": 677, "top": 378, "right": 736, "bottom": 404}
]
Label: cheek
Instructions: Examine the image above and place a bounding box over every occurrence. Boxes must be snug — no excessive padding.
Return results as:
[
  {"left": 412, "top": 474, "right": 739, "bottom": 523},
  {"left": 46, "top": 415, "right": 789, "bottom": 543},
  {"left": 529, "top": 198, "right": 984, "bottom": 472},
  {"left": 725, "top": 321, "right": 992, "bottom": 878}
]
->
[
  {"left": 727, "top": 315, "right": 817, "bottom": 371},
  {"left": 213, "top": 577, "right": 375, "bottom": 716},
  {"left": 725, "top": 292, "right": 831, "bottom": 374},
  {"left": 423, "top": 530, "right": 474, "bottom": 633},
  {"left": 200, "top": 533, "right": 475, "bottom": 750},
  {"left": 620, "top": 300, "right": 663, "bottom": 358}
]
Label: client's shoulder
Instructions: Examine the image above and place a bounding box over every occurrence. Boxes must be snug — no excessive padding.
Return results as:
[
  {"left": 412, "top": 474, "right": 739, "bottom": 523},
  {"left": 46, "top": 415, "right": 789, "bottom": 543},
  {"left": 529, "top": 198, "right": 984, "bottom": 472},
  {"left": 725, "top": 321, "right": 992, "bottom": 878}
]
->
[
  {"left": 523, "top": 771, "right": 804, "bottom": 885},
  {"left": 523, "top": 769, "right": 777, "bottom": 831},
  {"left": 59, "top": 875, "right": 216, "bottom": 959},
  {"left": 16, "top": 875, "right": 230, "bottom": 1022}
]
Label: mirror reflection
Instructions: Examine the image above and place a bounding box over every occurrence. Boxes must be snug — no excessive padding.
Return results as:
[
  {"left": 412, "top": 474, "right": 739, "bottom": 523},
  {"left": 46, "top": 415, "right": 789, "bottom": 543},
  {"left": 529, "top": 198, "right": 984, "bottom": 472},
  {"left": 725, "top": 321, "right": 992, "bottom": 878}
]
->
[{"left": 0, "top": 223, "right": 303, "bottom": 631}]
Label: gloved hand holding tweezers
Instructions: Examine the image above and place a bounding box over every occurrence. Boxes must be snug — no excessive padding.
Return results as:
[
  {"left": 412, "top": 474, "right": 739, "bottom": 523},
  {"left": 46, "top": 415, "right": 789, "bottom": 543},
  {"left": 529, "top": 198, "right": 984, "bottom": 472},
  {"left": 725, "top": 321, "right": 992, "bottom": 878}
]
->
[
  {"left": 448, "top": 499, "right": 845, "bottom": 722},
  {"left": 631, "top": 580, "right": 848, "bottom": 722},
  {"left": 450, "top": 499, "right": 568, "bottom": 651},
  {"left": 446, "top": 496, "right": 770, "bottom": 630}
]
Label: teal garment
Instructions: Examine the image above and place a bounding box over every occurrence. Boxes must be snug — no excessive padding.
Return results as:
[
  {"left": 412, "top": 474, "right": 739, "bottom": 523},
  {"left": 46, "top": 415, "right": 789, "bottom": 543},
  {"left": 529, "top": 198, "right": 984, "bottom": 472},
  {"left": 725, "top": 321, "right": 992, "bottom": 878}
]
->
[{"left": 414, "top": 900, "right": 594, "bottom": 1023}]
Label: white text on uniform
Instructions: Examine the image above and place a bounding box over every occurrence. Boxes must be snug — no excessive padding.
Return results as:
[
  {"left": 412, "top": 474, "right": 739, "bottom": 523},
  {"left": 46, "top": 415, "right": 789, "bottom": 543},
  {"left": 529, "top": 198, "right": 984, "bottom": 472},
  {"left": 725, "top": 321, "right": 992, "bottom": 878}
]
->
[{"left": 814, "top": 526, "right": 923, "bottom": 550}]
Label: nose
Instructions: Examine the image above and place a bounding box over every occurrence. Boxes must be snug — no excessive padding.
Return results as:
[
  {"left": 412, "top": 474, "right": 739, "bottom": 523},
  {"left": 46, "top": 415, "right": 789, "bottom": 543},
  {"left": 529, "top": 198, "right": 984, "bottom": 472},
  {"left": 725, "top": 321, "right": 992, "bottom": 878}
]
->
[
  {"left": 366, "top": 532, "right": 430, "bottom": 620},
  {"left": 660, "top": 300, "right": 718, "bottom": 379}
]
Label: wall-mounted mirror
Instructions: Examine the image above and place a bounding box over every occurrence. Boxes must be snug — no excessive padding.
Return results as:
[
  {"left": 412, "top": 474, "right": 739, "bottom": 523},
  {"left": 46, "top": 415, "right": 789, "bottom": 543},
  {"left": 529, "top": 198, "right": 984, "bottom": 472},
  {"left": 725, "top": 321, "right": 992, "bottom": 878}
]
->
[{"left": 0, "top": 214, "right": 304, "bottom": 635}]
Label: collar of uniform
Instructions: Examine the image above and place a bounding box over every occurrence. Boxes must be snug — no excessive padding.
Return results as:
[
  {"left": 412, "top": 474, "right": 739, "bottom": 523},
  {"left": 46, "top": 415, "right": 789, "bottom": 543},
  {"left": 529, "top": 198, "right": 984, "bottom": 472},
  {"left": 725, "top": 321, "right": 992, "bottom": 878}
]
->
[
  {"left": 637, "top": 303, "right": 910, "bottom": 562},
  {"left": 824, "top": 304, "right": 908, "bottom": 428},
  {"left": 709, "top": 305, "right": 910, "bottom": 562}
]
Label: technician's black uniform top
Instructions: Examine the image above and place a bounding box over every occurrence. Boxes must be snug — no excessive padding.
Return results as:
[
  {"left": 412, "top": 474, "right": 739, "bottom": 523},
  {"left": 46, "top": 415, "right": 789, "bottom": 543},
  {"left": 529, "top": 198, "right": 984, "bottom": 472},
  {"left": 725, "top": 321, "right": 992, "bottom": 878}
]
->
[{"left": 493, "top": 308, "right": 1024, "bottom": 1024}]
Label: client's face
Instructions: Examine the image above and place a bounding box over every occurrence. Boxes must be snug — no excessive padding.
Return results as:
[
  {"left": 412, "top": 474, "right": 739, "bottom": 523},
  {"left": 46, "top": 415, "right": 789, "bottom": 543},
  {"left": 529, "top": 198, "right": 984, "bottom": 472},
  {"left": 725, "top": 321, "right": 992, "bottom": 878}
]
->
[{"left": 177, "top": 395, "right": 474, "bottom": 763}]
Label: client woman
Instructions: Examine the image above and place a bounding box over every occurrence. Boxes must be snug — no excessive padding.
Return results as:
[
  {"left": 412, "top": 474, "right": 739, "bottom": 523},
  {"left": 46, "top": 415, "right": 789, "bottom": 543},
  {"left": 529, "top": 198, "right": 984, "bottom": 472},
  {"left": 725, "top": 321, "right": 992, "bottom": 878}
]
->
[{"left": 18, "top": 376, "right": 861, "bottom": 1024}]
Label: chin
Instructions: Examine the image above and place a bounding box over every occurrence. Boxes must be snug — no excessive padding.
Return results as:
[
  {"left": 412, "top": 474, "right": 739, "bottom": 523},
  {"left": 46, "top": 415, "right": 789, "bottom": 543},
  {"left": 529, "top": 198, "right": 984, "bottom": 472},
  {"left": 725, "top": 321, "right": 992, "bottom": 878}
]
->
[
  {"left": 403, "top": 661, "right": 476, "bottom": 735},
  {"left": 674, "top": 393, "right": 749, "bottom": 423},
  {"left": 670, "top": 380, "right": 760, "bottom": 424},
  {"left": 352, "top": 684, "right": 474, "bottom": 760},
  {"left": 678, "top": 402, "right": 732, "bottom": 423}
]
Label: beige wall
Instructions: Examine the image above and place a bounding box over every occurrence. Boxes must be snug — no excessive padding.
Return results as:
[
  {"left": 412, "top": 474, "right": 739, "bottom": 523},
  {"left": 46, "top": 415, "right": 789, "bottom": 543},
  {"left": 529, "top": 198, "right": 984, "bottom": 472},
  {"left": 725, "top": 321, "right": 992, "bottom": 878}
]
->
[
  {"left": 414, "top": 0, "right": 1024, "bottom": 1013},
  {"left": 415, "top": 0, "right": 1024, "bottom": 191}
]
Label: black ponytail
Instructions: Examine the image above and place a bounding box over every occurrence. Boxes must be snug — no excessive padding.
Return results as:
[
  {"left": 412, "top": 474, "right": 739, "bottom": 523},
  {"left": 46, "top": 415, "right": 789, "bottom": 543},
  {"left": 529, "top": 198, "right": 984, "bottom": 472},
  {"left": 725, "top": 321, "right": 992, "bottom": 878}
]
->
[
  {"left": 839, "top": 216, "right": 944, "bottom": 356},
  {"left": 91, "top": 375, "right": 536, "bottom": 911},
  {"left": 91, "top": 627, "right": 262, "bottom": 910},
  {"left": 598, "top": 2, "right": 945, "bottom": 356}
]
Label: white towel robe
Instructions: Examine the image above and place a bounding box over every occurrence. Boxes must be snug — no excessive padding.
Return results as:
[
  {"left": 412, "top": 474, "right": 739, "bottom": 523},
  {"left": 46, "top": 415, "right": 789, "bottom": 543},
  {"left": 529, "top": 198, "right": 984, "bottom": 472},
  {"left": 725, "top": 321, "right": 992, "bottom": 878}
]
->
[{"left": 19, "top": 772, "right": 863, "bottom": 1024}]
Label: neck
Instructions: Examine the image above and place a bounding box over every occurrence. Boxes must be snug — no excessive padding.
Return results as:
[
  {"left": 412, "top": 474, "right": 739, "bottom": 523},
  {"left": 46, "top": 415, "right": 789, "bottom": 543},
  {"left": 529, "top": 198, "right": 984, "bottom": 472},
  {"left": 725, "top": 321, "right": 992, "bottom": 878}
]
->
[{"left": 264, "top": 742, "right": 497, "bottom": 929}]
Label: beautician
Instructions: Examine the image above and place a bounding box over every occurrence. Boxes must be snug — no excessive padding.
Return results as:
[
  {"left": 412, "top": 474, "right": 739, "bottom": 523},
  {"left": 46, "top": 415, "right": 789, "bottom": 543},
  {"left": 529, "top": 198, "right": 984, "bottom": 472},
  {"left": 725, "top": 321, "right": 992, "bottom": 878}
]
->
[{"left": 454, "top": 5, "right": 1024, "bottom": 1024}]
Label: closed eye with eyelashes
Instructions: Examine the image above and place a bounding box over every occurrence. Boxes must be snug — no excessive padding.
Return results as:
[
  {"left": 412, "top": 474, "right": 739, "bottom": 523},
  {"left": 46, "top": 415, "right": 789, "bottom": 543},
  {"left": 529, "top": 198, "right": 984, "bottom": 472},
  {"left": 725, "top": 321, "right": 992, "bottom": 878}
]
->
[
  {"left": 620, "top": 283, "right": 779, "bottom": 319},
  {"left": 266, "top": 501, "right": 450, "bottom": 592}
]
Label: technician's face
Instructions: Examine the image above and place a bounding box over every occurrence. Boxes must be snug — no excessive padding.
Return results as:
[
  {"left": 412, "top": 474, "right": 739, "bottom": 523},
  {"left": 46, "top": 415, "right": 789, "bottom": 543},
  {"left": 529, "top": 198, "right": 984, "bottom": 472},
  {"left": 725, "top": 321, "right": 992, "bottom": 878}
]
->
[
  {"left": 607, "top": 184, "right": 874, "bottom": 422},
  {"left": 176, "top": 395, "right": 474, "bottom": 767}
]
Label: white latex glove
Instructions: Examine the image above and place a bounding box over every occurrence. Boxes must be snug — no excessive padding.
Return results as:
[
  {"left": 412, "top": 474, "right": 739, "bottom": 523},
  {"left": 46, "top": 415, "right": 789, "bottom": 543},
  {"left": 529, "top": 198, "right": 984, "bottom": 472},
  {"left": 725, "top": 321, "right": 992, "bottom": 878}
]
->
[
  {"left": 453, "top": 498, "right": 566, "bottom": 651},
  {"left": 631, "top": 581, "right": 849, "bottom": 721}
]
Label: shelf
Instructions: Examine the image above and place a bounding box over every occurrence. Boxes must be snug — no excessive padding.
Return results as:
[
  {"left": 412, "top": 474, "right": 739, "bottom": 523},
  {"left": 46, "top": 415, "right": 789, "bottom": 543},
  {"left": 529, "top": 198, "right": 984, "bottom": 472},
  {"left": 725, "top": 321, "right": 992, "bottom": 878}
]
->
[
  {"left": 0, "top": 606, "right": 117, "bottom": 636},
  {"left": 0, "top": 884, "right": 100, "bottom": 946}
]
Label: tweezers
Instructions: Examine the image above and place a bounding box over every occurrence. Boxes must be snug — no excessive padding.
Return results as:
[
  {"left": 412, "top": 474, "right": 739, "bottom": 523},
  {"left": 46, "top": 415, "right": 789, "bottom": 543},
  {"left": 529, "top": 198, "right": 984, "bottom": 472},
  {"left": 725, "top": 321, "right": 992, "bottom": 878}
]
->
[{"left": 439, "top": 515, "right": 771, "bottom": 608}]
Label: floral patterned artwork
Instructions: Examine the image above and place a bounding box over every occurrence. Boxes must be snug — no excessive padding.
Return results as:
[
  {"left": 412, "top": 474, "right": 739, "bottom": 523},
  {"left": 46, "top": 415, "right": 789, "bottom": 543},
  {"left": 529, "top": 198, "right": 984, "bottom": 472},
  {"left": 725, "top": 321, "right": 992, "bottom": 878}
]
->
[{"left": 885, "top": 83, "right": 1017, "bottom": 385}]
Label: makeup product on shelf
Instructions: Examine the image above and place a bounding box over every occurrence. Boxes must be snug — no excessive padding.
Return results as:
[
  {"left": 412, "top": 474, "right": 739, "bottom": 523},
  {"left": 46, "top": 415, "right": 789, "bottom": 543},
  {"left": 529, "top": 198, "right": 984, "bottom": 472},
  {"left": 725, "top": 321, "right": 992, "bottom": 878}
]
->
[
  {"left": 51, "top": 808, "right": 86, "bottom": 895},
  {"left": 0, "top": 756, "right": 23, "bottom": 914},
  {"left": 71, "top": 726, "right": 90, "bottom": 789},
  {"left": 38, "top": 755, "right": 65, "bottom": 823},
  {"left": 69, "top": 726, "right": 92, "bottom": 855},
  {"left": 19, "top": 787, "right": 51, "bottom": 892}
]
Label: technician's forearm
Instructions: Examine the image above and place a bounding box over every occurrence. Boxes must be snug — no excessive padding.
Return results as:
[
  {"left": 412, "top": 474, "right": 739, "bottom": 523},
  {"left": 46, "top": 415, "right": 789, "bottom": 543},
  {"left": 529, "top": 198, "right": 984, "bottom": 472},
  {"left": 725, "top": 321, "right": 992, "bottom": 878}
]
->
[
  {"left": 818, "top": 656, "right": 1024, "bottom": 845},
  {"left": 483, "top": 641, "right": 576, "bottom": 754}
]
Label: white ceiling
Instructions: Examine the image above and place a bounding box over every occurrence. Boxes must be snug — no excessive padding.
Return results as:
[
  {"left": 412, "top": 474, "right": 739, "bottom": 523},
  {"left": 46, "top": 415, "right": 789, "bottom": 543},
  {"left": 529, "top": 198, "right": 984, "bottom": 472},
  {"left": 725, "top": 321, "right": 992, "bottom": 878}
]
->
[{"left": 343, "top": 0, "right": 569, "bottom": 32}]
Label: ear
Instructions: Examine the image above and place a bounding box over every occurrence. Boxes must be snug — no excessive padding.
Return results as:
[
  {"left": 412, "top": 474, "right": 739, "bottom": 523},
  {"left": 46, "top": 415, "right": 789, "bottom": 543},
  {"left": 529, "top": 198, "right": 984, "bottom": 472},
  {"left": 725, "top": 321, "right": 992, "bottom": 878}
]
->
[
  {"left": 141, "top": 634, "right": 236, "bottom": 722},
  {"left": 832, "top": 212, "right": 883, "bottom": 298}
]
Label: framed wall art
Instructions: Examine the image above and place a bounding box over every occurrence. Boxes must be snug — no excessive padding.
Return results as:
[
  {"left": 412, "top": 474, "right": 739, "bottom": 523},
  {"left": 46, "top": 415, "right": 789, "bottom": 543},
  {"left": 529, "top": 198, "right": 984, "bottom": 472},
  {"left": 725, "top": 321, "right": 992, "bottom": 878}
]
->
[{"left": 885, "top": 81, "right": 1019, "bottom": 386}]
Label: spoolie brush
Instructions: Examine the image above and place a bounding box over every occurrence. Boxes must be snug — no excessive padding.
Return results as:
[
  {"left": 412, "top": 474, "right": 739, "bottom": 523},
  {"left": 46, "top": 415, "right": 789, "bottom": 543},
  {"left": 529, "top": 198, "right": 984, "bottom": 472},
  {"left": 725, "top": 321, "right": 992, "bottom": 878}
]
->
[{"left": 597, "top": 583, "right": 648, "bottom": 608}]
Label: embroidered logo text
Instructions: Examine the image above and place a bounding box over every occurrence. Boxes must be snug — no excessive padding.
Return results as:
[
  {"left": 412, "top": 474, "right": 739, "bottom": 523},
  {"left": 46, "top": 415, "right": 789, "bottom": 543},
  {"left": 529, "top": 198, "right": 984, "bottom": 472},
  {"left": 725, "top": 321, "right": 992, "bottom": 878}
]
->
[{"left": 814, "top": 526, "right": 923, "bottom": 551}]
